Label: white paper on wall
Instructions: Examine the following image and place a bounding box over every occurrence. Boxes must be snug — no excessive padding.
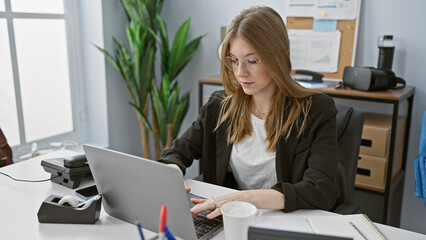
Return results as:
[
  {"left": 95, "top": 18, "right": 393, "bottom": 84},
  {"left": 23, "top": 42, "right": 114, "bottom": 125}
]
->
[
  {"left": 286, "top": 0, "right": 316, "bottom": 17},
  {"left": 288, "top": 29, "right": 341, "bottom": 73},
  {"left": 286, "top": 0, "right": 359, "bottom": 20},
  {"left": 315, "top": 0, "right": 358, "bottom": 20}
]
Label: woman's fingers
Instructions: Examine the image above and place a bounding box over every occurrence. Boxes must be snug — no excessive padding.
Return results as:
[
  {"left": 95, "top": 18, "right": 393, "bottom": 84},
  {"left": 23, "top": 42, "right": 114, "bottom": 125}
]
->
[
  {"left": 167, "top": 164, "right": 190, "bottom": 192},
  {"left": 190, "top": 192, "right": 243, "bottom": 219},
  {"left": 206, "top": 207, "right": 222, "bottom": 219},
  {"left": 191, "top": 198, "right": 207, "bottom": 204},
  {"left": 183, "top": 181, "right": 191, "bottom": 193},
  {"left": 190, "top": 198, "right": 216, "bottom": 216}
]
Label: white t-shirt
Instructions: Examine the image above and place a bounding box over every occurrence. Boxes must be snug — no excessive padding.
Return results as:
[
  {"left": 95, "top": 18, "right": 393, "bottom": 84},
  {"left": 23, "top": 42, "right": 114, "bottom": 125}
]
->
[{"left": 229, "top": 114, "right": 277, "bottom": 190}]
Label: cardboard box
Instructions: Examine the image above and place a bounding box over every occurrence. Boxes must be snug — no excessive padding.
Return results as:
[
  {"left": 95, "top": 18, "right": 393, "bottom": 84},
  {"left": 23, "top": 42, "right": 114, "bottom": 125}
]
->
[
  {"left": 355, "top": 144, "right": 403, "bottom": 192},
  {"left": 356, "top": 154, "right": 387, "bottom": 191},
  {"left": 360, "top": 113, "right": 406, "bottom": 158}
]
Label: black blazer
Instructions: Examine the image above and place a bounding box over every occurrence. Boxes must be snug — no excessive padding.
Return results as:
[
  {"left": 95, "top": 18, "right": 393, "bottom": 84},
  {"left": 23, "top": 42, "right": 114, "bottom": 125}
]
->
[{"left": 160, "top": 91, "right": 339, "bottom": 212}]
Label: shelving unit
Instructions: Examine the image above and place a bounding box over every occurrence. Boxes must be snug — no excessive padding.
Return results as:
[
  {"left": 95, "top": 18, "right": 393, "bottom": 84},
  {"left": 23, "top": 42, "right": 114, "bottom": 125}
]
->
[{"left": 317, "top": 86, "right": 414, "bottom": 227}]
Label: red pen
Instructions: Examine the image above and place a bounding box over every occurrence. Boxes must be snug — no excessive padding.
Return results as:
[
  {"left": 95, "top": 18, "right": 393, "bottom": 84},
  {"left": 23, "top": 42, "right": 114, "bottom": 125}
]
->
[{"left": 158, "top": 205, "right": 167, "bottom": 240}]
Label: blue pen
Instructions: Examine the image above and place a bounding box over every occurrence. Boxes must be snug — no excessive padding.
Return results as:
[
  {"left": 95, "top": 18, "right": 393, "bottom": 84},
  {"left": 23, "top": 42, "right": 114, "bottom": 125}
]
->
[
  {"left": 165, "top": 226, "right": 176, "bottom": 240},
  {"left": 135, "top": 217, "right": 145, "bottom": 240}
]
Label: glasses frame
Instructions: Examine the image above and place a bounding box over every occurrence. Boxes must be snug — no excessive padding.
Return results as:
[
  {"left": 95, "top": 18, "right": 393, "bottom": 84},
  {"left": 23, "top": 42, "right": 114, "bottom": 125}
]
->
[{"left": 224, "top": 56, "right": 262, "bottom": 73}]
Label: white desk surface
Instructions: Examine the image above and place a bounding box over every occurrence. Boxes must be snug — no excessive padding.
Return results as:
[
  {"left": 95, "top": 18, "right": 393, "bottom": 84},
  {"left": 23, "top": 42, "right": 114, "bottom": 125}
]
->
[{"left": 0, "top": 150, "right": 425, "bottom": 240}]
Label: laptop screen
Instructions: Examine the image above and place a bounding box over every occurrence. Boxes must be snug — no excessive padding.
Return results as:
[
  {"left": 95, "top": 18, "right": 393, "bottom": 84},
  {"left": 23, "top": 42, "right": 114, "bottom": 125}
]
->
[{"left": 248, "top": 227, "right": 353, "bottom": 240}]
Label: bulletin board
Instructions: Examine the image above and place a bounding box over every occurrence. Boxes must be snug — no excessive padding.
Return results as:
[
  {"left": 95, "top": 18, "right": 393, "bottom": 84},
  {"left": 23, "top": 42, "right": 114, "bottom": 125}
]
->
[{"left": 287, "top": 1, "right": 362, "bottom": 80}]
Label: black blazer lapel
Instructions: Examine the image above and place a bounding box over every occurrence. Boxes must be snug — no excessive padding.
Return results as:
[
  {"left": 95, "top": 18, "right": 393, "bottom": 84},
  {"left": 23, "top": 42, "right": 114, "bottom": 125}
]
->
[
  {"left": 215, "top": 122, "right": 232, "bottom": 185},
  {"left": 275, "top": 104, "right": 301, "bottom": 182}
]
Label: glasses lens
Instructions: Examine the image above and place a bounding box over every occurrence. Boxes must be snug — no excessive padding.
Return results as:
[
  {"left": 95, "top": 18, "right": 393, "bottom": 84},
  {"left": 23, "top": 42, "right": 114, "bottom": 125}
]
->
[
  {"left": 224, "top": 56, "right": 236, "bottom": 71},
  {"left": 244, "top": 58, "right": 260, "bottom": 72},
  {"left": 224, "top": 56, "right": 260, "bottom": 73}
]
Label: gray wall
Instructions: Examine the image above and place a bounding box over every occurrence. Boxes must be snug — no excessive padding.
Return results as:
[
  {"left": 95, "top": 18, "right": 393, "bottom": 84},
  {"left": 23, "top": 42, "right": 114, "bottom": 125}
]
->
[
  {"left": 98, "top": 0, "right": 426, "bottom": 233},
  {"left": 79, "top": 0, "right": 108, "bottom": 148},
  {"left": 101, "top": 0, "right": 143, "bottom": 157},
  {"left": 358, "top": 0, "right": 426, "bottom": 233}
]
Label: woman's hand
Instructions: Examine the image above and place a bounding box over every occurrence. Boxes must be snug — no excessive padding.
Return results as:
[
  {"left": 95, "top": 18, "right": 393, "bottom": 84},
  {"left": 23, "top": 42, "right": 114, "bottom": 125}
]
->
[
  {"left": 190, "top": 192, "right": 242, "bottom": 219},
  {"left": 190, "top": 189, "right": 285, "bottom": 219},
  {"left": 183, "top": 181, "right": 191, "bottom": 193},
  {"left": 167, "top": 163, "right": 191, "bottom": 193}
]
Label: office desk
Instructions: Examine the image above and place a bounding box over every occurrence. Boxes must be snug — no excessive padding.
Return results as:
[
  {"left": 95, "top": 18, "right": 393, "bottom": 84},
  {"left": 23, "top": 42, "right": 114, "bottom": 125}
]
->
[{"left": 1, "top": 151, "right": 424, "bottom": 240}]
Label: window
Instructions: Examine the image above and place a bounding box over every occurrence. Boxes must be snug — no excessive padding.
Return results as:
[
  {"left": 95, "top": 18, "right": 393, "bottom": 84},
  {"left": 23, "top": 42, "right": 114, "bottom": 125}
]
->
[{"left": 0, "top": 0, "right": 84, "bottom": 159}]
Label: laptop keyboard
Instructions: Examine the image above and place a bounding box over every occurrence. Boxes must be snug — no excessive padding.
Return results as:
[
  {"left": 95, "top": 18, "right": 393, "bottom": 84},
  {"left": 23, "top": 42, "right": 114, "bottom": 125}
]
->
[{"left": 193, "top": 212, "right": 223, "bottom": 239}]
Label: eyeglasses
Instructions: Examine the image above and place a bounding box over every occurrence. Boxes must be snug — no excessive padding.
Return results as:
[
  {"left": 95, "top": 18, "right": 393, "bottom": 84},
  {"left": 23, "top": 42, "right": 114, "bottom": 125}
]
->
[{"left": 224, "top": 56, "right": 262, "bottom": 73}]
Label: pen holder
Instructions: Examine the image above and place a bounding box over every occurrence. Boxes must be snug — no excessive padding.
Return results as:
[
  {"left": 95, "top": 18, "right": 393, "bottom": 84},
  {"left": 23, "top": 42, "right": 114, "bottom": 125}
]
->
[{"left": 37, "top": 194, "right": 102, "bottom": 224}]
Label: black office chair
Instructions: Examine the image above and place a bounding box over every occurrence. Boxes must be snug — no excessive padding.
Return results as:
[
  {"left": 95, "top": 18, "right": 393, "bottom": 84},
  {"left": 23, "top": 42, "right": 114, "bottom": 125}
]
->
[{"left": 332, "top": 104, "right": 365, "bottom": 214}]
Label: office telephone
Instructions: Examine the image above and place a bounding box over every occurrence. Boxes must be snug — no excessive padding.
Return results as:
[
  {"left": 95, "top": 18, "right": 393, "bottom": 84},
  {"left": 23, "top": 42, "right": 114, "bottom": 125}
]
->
[
  {"left": 41, "top": 154, "right": 92, "bottom": 189},
  {"left": 63, "top": 154, "right": 87, "bottom": 168}
]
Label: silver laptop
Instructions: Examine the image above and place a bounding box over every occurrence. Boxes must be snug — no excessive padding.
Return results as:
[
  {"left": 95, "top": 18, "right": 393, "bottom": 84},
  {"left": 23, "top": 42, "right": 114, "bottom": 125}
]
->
[{"left": 83, "top": 144, "right": 222, "bottom": 240}]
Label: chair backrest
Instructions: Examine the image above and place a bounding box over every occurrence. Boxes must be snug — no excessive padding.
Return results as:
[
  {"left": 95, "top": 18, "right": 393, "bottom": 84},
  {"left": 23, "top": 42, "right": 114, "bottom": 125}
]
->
[{"left": 334, "top": 105, "right": 364, "bottom": 207}]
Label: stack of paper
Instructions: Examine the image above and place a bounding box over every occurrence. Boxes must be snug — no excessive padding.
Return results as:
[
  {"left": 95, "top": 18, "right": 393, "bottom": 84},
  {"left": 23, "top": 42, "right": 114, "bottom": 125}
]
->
[
  {"left": 296, "top": 80, "right": 336, "bottom": 89},
  {"left": 308, "top": 214, "right": 387, "bottom": 240}
]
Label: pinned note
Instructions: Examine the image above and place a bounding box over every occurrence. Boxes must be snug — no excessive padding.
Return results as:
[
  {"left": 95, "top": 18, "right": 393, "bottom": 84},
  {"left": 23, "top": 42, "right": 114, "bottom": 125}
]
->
[
  {"left": 313, "top": 19, "right": 337, "bottom": 32},
  {"left": 315, "top": 0, "right": 358, "bottom": 20},
  {"left": 316, "top": 12, "right": 327, "bottom": 17}
]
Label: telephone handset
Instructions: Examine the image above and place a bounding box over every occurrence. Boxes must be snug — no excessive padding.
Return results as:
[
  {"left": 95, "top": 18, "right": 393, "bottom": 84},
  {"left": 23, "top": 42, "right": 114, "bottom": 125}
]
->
[
  {"left": 63, "top": 154, "right": 87, "bottom": 168},
  {"left": 294, "top": 69, "right": 324, "bottom": 83}
]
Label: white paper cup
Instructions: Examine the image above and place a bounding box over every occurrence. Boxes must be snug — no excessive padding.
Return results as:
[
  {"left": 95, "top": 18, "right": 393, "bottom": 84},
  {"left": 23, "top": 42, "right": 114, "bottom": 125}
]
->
[{"left": 221, "top": 201, "right": 257, "bottom": 240}]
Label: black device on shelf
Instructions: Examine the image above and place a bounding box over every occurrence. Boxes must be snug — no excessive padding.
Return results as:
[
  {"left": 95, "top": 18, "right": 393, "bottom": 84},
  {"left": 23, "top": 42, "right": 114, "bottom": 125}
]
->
[
  {"left": 41, "top": 154, "right": 92, "bottom": 189},
  {"left": 342, "top": 66, "right": 405, "bottom": 91}
]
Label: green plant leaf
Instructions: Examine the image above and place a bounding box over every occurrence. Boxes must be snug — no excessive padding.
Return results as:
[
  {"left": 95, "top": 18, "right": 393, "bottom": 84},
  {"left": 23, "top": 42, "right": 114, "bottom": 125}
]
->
[
  {"left": 146, "top": 0, "right": 163, "bottom": 31},
  {"left": 156, "top": 14, "right": 170, "bottom": 76},
  {"left": 169, "top": 31, "right": 204, "bottom": 81},
  {"left": 169, "top": 19, "right": 190, "bottom": 73},
  {"left": 151, "top": 83, "right": 168, "bottom": 146},
  {"left": 129, "top": 102, "right": 153, "bottom": 135},
  {"left": 121, "top": 0, "right": 139, "bottom": 22},
  {"left": 114, "top": 40, "right": 140, "bottom": 105},
  {"left": 140, "top": 44, "right": 155, "bottom": 104},
  {"left": 170, "top": 49, "right": 197, "bottom": 81},
  {"left": 172, "top": 93, "right": 190, "bottom": 138},
  {"left": 95, "top": 45, "right": 120, "bottom": 74},
  {"left": 160, "top": 74, "right": 171, "bottom": 107},
  {"left": 127, "top": 23, "right": 141, "bottom": 91},
  {"left": 116, "top": 40, "right": 141, "bottom": 104},
  {"left": 166, "top": 89, "right": 178, "bottom": 119}
]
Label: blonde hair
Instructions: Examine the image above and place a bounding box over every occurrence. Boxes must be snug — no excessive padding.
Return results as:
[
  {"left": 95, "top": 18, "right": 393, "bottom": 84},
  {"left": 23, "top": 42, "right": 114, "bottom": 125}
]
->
[{"left": 216, "top": 6, "right": 315, "bottom": 152}]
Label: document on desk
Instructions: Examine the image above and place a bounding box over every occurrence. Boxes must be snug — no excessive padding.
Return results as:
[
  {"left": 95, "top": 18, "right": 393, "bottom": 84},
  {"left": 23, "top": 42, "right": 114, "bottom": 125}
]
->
[
  {"left": 253, "top": 209, "right": 334, "bottom": 234},
  {"left": 296, "top": 80, "right": 336, "bottom": 89},
  {"left": 308, "top": 214, "right": 388, "bottom": 240}
]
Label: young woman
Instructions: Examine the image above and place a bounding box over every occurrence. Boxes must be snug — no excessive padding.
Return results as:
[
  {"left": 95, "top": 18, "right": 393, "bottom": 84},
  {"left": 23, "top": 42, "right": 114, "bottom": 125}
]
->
[{"left": 159, "top": 6, "right": 339, "bottom": 219}]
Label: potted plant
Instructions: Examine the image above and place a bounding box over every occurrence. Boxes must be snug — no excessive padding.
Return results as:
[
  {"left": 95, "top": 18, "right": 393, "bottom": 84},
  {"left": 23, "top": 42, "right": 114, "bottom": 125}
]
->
[{"left": 97, "top": 0, "right": 203, "bottom": 159}]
